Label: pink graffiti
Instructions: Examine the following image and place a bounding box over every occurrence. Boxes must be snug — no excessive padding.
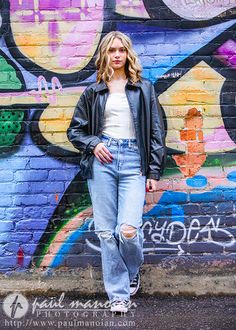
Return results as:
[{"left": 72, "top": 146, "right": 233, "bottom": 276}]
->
[
  {"left": 37, "top": 76, "right": 63, "bottom": 103},
  {"left": 9, "top": 0, "right": 104, "bottom": 71},
  {"left": 204, "top": 125, "right": 236, "bottom": 152},
  {"left": 215, "top": 39, "right": 236, "bottom": 68},
  {"left": 115, "top": 0, "right": 149, "bottom": 17}
]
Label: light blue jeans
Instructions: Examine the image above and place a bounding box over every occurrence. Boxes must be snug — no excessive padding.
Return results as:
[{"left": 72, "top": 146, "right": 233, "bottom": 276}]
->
[{"left": 87, "top": 134, "right": 146, "bottom": 302}]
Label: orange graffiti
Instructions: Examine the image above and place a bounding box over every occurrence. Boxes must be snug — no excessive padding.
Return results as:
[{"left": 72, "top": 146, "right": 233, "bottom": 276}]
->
[{"left": 173, "top": 108, "right": 206, "bottom": 177}]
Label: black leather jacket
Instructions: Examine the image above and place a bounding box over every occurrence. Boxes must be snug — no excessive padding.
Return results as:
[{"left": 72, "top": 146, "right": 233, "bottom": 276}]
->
[{"left": 67, "top": 78, "right": 166, "bottom": 180}]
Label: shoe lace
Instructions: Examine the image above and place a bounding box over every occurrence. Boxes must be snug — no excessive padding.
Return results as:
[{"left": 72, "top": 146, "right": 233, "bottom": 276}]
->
[
  {"left": 111, "top": 299, "right": 130, "bottom": 306},
  {"left": 130, "top": 274, "right": 139, "bottom": 286}
]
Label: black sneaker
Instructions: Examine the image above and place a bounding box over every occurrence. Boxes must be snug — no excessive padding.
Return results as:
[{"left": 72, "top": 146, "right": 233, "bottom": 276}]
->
[{"left": 130, "top": 272, "right": 140, "bottom": 296}]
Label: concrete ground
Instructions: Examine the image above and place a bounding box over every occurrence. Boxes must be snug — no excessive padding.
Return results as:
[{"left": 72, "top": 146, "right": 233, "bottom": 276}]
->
[{"left": 0, "top": 293, "right": 235, "bottom": 330}]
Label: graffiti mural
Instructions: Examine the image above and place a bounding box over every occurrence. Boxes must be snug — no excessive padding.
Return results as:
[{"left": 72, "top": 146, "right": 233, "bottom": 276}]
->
[{"left": 0, "top": 0, "right": 235, "bottom": 271}]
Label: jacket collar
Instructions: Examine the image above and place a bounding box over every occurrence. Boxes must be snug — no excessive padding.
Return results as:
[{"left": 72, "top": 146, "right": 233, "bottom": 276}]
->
[{"left": 95, "top": 79, "right": 142, "bottom": 92}]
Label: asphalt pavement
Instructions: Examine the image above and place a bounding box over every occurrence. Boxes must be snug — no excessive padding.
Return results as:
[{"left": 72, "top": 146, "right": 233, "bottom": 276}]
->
[{"left": 0, "top": 293, "right": 235, "bottom": 330}]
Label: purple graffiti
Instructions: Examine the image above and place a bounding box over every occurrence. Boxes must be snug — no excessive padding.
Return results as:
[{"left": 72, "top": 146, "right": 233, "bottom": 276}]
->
[{"left": 215, "top": 39, "right": 236, "bottom": 68}]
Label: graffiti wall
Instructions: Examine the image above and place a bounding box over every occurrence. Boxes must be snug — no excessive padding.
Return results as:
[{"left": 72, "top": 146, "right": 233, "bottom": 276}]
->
[{"left": 0, "top": 0, "right": 235, "bottom": 272}]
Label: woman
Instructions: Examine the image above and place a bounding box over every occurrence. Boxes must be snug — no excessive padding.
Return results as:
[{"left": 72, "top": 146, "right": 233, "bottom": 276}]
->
[{"left": 67, "top": 31, "right": 165, "bottom": 313}]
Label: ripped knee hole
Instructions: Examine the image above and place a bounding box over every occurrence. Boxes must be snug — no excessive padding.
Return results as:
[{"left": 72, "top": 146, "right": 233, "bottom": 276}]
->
[{"left": 120, "top": 224, "right": 137, "bottom": 239}]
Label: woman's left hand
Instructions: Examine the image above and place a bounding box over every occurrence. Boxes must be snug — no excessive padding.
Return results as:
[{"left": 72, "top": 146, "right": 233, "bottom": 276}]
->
[{"left": 146, "top": 179, "right": 159, "bottom": 192}]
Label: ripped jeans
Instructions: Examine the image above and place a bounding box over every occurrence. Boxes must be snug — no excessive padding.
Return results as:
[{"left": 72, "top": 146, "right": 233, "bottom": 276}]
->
[{"left": 87, "top": 134, "right": 146, "bottom": 302}]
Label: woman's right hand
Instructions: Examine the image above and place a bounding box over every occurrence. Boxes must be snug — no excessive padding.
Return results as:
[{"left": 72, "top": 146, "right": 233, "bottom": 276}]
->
[{"left": 93, "top": 143, "right": 113, "bottom": 164}]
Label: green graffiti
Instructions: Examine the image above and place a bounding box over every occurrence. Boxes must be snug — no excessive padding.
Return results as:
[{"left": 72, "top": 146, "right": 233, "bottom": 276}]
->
[
  {"left": 0, "top": 55, "right": 24, "bottom": 148},
  {"left": 0, "top": 56, "right": 22, "bottom": 90},
  {"left": 0, "top": 110, "right": 24, "bottom": 147}
]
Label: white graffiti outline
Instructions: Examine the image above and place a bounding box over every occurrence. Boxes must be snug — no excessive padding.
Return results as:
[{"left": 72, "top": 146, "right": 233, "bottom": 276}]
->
[
  {"left": 142, "top": 217, "right": 235, "bottom": 247},
  {"left": 85, "top": 217, "right": 235, "bottom": 255}
]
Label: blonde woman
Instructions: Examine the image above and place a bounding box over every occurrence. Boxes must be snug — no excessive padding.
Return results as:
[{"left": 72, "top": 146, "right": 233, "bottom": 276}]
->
[{"left": 67, "top": 31, "right": 165, "bottom": 313}]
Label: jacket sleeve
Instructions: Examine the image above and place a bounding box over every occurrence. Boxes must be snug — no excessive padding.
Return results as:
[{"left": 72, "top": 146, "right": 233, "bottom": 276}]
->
[
  {"left": 147, "top": 84, "right": 166, "bottom": 180},
  {"left": 66, "top": 87, "right": 102, "bottom": 154}
]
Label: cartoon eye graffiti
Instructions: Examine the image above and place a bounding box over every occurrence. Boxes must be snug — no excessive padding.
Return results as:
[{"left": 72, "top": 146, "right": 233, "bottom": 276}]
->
[
  {"left": 116, "top": 0, "right": 236, "bottom": 27},
  {"left": 144, "top": 0, "right": 236, "bottom": 23},
  {"left": 5, "top": 0, "right": 106, "bottom": 81}
]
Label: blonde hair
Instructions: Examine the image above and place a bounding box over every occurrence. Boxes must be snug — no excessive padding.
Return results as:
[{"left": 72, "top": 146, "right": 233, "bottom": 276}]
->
[{"left": 95, "top": 31, "right": 142, "bottom": 84}]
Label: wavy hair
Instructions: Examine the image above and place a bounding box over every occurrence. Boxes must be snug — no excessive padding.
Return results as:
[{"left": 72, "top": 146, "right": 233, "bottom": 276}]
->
[{"left": 95, "top": 31, "right": 142, "bottom": 84}]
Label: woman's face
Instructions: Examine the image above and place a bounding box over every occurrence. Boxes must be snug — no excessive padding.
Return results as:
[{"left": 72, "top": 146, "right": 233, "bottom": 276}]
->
[{"left": 108, "top": 37, "right": 127, "bottom": 71}]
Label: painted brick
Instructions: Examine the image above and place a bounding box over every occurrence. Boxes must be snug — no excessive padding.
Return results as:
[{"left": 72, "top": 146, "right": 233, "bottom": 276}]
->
[
  {"left": 23, "top": 206, "right": 43, "bottom": 219},
  {"left": 189, "top": 243, "right": 223, "bottom": 254},
  {"left": 0, "top": 183, "right": 16, "bottom": 193},
  {"left": 0, "top": 256, "right": 17, "bottom": 268},
  {"left": 0, "top": 171, "right": 14, "bottom": 182},
  {"left": 21, "top": 244, "right": 38, "bottom": 255},
  {"left": 0, "top": 246, "right": 5, "bottom": 256},
  {"left": 15, "top": 220, "right": 48, "bottom": 231},
  {"left": 217, "top": 202, "right": 234, "bottom": 214},
  {"left": 15, "top": 170, "right": 48, "bottom": 182},
  {"left": 222, "top": 216, "right": 236, "bottom": 227},
  {"left": 199, "top": 203, "right": 217, "bottom": 215},
  {"left": 16, "top": 145, "right": 45, "bottom": 157},
  {"left": 48, "top": 170, "right": 77, "bottom": 181},
  {"left": 0, "top": 196, "right": 12, "bottom": 207},
  {"left": 223, "top": 190, "right": 236, "bottom": 201},
  {"left": 32, "top": 231, "right": 47, "bottom": 242},
  {"left": 0, "top": 221, "right": 14, "bottom": 232},
  {"left": 27, "top": 182, "right": 65, "bottom": 193},
  {"left": 13, "top": 195, "right": 48, "bottom": 206},
  {"left": 190, "top": 191, "right": 224, "bottom": 203},
  {"left": 10, "top": 233, "right": 32, "bottom": 244},
  {"left": 41, "top": 0, "right": 71, "bottom": 9},
  {"left": 41, "top": 207, "right": 56, "bottom": 218},
  {"left": 47, "top": 193, "right": 63, "bottom": 205},
  {"left": 5, "top": 207, "right": 23, "bottom": 220},
  {"left": 0, "top": 208, "right": 6, "bottom": 220},
  {"left": 30, "top": 158, "right": 63, "bottom": 169},
  {"left": 4, "top": 242, "right": 20, "bottom": 254},
  {"left": 65, "top": 255, "right": 101, "bottom": 268},
  {"left": 147, "top": 43, "right": 180, "bottom": 56},
  {"left": 183, "top": 204, "right": 200, "bottom": 215},
  {"left": 1, "top": 159, "right": 29, "bottom": 170}
]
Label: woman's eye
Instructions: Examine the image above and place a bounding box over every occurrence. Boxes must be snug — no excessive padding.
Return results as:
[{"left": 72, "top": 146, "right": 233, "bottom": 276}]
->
[{"left": 108, "top": 48, "right": 126, "bottom": 53}]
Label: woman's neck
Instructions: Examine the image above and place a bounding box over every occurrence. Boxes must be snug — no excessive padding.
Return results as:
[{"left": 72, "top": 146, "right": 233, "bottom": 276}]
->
[
  {"left": 112, "top": 69, "right": 127, "bottom": 81},
  {"left": 107, "top": 70, "right": 128, "bottom": 94}
]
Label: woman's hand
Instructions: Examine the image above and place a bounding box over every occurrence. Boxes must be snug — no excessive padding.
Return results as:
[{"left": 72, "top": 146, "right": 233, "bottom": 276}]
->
[
  {"left": 146, "top": 178, "right": 159, "bottom": 192},
  {"left": 93, "top": 143, "right": 113, "bottom": 164}
]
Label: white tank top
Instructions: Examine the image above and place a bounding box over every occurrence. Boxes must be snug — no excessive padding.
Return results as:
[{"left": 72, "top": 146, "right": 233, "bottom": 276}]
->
[{"left": 102, "top": 93, "right": 136, "bottom": 139}]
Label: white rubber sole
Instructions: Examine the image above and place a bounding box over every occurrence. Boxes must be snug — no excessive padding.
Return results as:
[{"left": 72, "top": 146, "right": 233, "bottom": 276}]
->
[
  {"left": 110, "top": 304, "right": 128, "bottom": 313},
  {"left": 130, "top": 273, "right": 140, "bottom": 296}
]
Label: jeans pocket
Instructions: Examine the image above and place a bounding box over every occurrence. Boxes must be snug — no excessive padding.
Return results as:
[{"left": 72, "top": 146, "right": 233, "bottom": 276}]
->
[
  {"left": 130, "top": 144, "right": 140, "bottom": 156},
  {"left": 101, "top": 139, "right": 110, "bottom": 148},
  {"left": 132, "top": 145, "right": 139, "bottom": 152}
]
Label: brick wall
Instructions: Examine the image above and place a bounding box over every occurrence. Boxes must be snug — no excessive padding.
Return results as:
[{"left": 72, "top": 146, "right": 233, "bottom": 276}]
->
[{"left": 0, "top": 1, "right": 236, "bottom": 275}]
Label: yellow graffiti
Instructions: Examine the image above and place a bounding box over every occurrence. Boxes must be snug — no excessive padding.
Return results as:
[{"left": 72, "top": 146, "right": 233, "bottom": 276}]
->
[
  {"left": 158, "top": 61, "right": 235, "bottom": 153},
  {"left": 0, "top": 85, "right": 85, "bottom": 152}
]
